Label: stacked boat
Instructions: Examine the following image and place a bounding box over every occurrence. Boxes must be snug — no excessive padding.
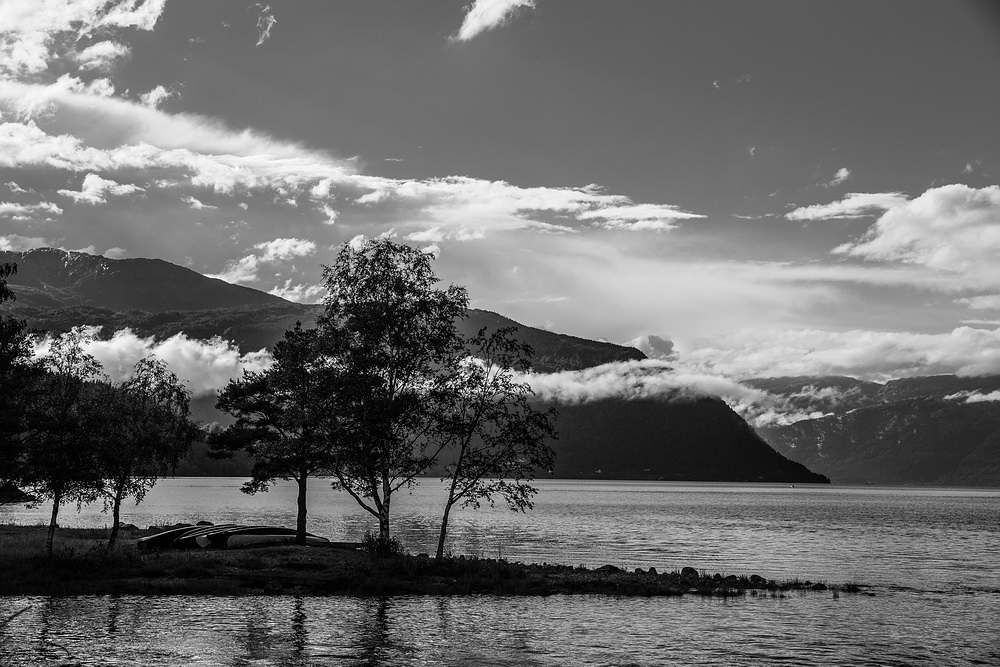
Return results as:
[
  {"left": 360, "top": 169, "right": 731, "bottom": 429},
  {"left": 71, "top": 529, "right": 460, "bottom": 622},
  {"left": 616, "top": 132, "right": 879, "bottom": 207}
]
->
[{"left": 136, "top": 523, "right": 331, "bottom": 550}]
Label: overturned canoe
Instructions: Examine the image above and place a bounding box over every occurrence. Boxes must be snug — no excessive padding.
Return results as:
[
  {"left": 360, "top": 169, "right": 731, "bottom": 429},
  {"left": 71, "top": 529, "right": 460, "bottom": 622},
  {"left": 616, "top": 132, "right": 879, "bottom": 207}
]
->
[{"left": 136, "top": 523, "right": 329, "bottom": 550}]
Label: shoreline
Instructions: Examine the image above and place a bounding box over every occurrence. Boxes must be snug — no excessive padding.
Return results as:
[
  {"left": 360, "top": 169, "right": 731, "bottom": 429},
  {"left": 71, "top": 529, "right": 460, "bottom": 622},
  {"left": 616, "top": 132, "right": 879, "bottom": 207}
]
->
[{"left": 0, "top": 525, "right": 865, "bottom": 598}]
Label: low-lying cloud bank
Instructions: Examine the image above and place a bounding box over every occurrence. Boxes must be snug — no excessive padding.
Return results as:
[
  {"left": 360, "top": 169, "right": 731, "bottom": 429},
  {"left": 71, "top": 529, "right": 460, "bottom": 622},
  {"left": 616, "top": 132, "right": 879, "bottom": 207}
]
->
[
  {"left": 678, "top": 326, "right": 1000, "bottom": 381},
  {"left": 32, "top": 327, "right": 272, "bottom": 397},
  {"left": 516, "top": 360, "right": 827, "bottom": 428},
  {"left": 945, "top": 390, "right": 1000, "bottom": 404}
]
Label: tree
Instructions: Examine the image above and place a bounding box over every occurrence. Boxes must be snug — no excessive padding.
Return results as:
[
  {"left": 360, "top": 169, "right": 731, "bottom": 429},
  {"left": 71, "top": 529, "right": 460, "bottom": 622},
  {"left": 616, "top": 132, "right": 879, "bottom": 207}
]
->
[
  {"left": 318, "top": 238, "right": 468, "bottom": 542},
  {"left": 435, "top": 327, "right": 557, "bottom": 559},
  {"left": 212, "top": 323, "right": 338, "bottom": 545},
  {"left": 98, "top": 356, "right": 199, "bottom": 548},
  {"left": 22, "top": 328, "right": 105, "bottom": 554},
  {"left": 0, "top": 263, "right": 39, "bottom": 491}
]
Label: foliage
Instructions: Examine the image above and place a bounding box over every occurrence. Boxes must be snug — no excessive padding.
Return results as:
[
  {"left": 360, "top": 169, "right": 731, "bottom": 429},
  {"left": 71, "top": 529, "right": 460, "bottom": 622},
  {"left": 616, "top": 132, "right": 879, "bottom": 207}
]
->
[
  {"left": 0, "top": 263, "right": 41, "bottom": 489},
  {"left": 98, "top": 356, "right": 199, "bottom": 548},
  {"left": 317, "top": 238, "right": 469, "bottom": 540},
  {"left": 212, "top": 322, "right": 339, "bottom": 544},
  {"left": 21, "top": 328, "right": 106, "bottom": 553},
  {"left": 435, "top": 326, "right": 557, "bottom": 558},
  {"left": 361, "top": 531, "right": 405, "bottom": 558}
]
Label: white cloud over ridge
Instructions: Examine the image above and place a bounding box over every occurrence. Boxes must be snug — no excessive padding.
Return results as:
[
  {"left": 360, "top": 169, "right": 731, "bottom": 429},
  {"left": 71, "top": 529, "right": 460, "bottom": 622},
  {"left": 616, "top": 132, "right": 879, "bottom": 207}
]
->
[
  {"left": 945, "top": 390, "right": 1000, "bottom": 404},
  {"left": 206, "top": 237, "right": 316, "bottom": 285},
  {"left": 32, "top": 327, "right": 272, "bottom": 397},
  {"left": 453, "top": 0, "right": 535, "bottom": 42}
]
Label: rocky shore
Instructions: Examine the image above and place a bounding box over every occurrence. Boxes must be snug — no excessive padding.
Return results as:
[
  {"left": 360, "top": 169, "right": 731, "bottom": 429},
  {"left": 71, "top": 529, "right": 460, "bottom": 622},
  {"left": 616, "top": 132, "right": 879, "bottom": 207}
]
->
[{"left": 0, "top": 525, "right": 864, "bottom": 597}]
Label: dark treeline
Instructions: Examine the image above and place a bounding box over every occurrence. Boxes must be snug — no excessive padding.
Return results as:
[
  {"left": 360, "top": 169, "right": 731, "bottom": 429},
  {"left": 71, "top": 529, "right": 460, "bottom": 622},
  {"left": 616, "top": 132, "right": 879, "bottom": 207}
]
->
[
  {"left": 1, "top": 264, "right": 199, "bottom": 552},
  {"left": 2, "top": 240, "right": 558, "bottom": 559}
]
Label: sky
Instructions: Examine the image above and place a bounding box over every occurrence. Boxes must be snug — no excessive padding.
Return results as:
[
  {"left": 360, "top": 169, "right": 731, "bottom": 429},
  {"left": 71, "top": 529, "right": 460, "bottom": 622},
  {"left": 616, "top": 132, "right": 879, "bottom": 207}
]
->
[{"left": 3, "top": 0, "right": 1000, "bottom": 388}]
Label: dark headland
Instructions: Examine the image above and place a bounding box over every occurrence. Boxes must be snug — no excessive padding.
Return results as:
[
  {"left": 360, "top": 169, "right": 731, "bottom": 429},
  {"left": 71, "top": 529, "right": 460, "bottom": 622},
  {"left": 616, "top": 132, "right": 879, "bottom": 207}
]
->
[{"left": 0, "top": 525, "right": 861, "bottom": 598}]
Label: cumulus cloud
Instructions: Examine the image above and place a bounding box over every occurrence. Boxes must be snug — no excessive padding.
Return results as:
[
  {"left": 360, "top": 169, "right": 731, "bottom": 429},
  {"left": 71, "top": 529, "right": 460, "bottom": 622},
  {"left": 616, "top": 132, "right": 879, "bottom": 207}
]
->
[
  {"left": 33, "top": 327, "right": 272, "bottom": 397},
  {"left": 625, "top": 335, "right": 678, "bottom": 360},
  {"left": 104, "top": 246, "right": 127, "bottom": 259},
  {"left": 825, "top": 167, "right": 851, "bottom": 188},
  {"left": 139, "top": 84, "right": 174, "bottom": 109},
  {"left": 0, "top": 233, "right": 50, "bottom": 250},
  {"left": 680, "top": 325, "right": 1000, "bottom": 380},
  {"left": 0, "top": 0, "right": 167, "bottom": 77},
  {"left": 786, "top": 192, "right": 908, "bottom": 221},
  {"left": 74, "top": 40, "right": 129, "bottom": 71},
  {"left": 206, "top": 236, "right": 317, "bottom": 285},
  {"left": 0, "top": 200, "right": 62, "bottom": 217},
  {"left": 268, "top": 279, "right": 326, "bottom": 303},
  {"left": 57, "top": 173, "right": 144, "bottom": 204},
  {"left": 182, "top": 195, "right": 217, "bottom": 210},
  {"left": 453, "top": 0, "right": 535, "bottom": 42},
  {"left": 833, "top": 185, "right": 1000, "bottom": 288}
]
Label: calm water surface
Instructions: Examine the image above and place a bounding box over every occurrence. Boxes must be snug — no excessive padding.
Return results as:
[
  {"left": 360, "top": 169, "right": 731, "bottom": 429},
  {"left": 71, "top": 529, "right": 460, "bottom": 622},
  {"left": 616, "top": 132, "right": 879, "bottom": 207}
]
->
[{"left": 2, "top": 479, "right": 999, "bottom": 665}]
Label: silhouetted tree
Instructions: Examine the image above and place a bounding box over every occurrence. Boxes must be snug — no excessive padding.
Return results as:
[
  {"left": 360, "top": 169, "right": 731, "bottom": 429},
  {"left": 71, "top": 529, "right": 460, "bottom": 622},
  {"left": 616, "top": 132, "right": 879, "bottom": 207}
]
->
[
  {"left": 318, "top": 239, "right": 468, "bottom": 542},
  {"left": 435, "top": 327, "right": 557, "bottom": 559},
  {"left": 212, "top": 323, "right": 339, "bottom": 544},
  {"left": 0, "top": 263, "right": 39, "bottom": 491},
  {"left": 23, "top": 329, "right": 105, "bottom": 554},
  {"left": 99, "top": 356, "right": 199, "bottom": 548}
]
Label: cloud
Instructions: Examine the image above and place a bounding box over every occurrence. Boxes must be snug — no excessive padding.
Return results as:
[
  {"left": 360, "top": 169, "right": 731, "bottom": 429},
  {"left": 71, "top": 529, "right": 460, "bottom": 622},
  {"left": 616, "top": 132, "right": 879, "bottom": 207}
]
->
[
  {"left": 256, "top": 4, "right": 277, "bottom": 47},
  {"left": 139, "top": 84, "right": 174, "bottom": 109},
  {"left": 268, "top": 279, "right": 326, "bottom": 304},
  {"left": 205, "top": 236, "right": 316, "bottom": 284},
  {"left": 825, "top": 167, "right": 851, "bottom": 188},
  {"left": 104, "top": 246, "right": 127, "bottom": 259},
  {"left": 945, "top": 390, "right": 1000, "bottom": 404},
  {"left": 0, "top": 0, "right": 167, "bottom": 77},
  {"left": 679, "top": 325, "right": 1000, "bottom": 381},
  {"left": 518, "top": 359, "right": 823, "bottom": 428},
  {"left": 33, "top": 327, "right": 272, "bottom": 397},
  {"left": 0, "top": 233, "right": 50, "bottom": 250},
  {"left": 786, "top": 192, "right": 908, "bottom": 221},
  {"left": 625, "top": 335, "right": 678, "bottom": 360},
  {"left": 577, "top": 203, "right": 705, "bottom": 231},
  {"left": 182, "top": 195, "right": 217, "bottom": 210},
  {"left": 0, "top": 200, "right": 62, "bottom": 217},
  {"left": 956, "top": 294, "right": 1000, "bottom": 311},
  {"left": 832, "top": 185, "right": 1000, "bottom": 289},
  {"left": 74, "top": 40, "right": 129, "bottom": 71},
  {"left": 453, "top": 0, "right": 535, "bottom": 42},
  {"left": 57, "top": 173, "right": 144, "bottom": 204}
]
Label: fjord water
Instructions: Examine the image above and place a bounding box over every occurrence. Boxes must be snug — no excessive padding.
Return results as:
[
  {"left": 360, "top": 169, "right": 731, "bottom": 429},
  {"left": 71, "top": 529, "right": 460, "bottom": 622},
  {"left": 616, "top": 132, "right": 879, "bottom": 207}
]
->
[{"left": 3, "top": 479, "right": 999, "bottom": 665}]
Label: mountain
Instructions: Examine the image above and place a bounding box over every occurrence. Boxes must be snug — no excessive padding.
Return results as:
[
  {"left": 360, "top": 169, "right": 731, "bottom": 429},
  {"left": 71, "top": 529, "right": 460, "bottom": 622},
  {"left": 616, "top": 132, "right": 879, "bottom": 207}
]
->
[
  {"left": 0, "top": 248, "right": 286, "bottom": 312},
  {"left": 1, "top": 248, "right": 644, "bottom": 372},
  {"left": 3, "top": 248, "right": 828, "bottom": 483},
  {"left": 751, "top": 375, "right": 1000, "bottom": 485}
]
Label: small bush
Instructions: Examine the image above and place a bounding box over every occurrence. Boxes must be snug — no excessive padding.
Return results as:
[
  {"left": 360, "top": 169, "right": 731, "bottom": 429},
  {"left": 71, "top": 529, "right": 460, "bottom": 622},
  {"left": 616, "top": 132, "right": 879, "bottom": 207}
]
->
[{"left": 362, "top": 532, "right": 405, "bottom": 557}]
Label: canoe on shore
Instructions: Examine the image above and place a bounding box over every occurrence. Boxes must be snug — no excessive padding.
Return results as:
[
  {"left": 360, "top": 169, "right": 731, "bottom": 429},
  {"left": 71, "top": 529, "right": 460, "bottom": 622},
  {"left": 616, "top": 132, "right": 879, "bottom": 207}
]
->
[{"left": 136, "top": 524, "right": 332, "bottom": 550}]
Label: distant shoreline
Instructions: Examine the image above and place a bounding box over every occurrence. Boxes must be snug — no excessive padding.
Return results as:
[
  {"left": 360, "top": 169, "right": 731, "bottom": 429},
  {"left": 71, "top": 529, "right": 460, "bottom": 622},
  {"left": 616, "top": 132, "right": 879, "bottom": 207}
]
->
[{"left": 0, "top": 525, "right": 863, "bottom": 598}]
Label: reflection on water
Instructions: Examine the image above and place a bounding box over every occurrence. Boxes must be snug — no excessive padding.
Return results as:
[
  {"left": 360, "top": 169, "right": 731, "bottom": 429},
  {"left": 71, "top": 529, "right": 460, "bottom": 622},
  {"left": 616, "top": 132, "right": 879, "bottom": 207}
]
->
[
  {"left": 2, "top": 593, "right": 1000, "bottom": 666},
  {"left": 2, "top": 481, "right": 1000, "bottom": 664}
]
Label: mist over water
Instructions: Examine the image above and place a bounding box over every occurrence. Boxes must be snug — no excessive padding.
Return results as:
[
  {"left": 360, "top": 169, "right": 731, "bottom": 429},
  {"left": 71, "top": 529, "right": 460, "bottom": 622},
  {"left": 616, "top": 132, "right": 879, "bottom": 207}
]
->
[{"left": 3, "top": 479, "right": 999, "bottom": 665}]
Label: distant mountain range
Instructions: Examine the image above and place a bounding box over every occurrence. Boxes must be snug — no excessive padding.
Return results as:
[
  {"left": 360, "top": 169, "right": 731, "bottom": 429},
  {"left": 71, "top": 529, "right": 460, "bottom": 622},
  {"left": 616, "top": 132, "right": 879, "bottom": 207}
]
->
[
  {"left": 747, "top": 375, "right": 1000, "bottom": 485},
  {"left": 2, "top": 247, "right": 832, "bottom": 483}
]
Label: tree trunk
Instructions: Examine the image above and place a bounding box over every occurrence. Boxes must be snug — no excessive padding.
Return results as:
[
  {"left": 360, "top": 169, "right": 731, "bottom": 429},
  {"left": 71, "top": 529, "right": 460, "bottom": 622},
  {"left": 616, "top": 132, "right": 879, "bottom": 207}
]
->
[
  {"left": 379, "top": 481, "right": 391, "bottom": 541},
  {"left": 108, "top": 485, "right": 124, "bottom": 549},
  {"left": 295, "top": 474, "right": 308, "bottom": 545},
  {"left": 436, "top": 500, "right": 453, "bottom": 560},
  {"left": 46, "top": 486, "right": 62, "bottom": 555}
]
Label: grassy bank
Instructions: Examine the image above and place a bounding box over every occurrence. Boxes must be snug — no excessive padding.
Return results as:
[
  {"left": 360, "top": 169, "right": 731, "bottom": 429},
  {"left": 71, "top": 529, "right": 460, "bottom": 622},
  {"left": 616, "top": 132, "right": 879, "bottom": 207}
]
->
[{"left": 0, "top": 525, "right": 864, "bottom": 597}]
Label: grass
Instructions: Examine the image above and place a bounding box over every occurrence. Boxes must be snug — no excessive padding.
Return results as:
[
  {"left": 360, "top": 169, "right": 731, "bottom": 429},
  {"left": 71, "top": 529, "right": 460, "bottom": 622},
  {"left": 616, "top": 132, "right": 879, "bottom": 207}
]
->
[{"left": 0, "top": 524, "right": 868, "bottom": 597}]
